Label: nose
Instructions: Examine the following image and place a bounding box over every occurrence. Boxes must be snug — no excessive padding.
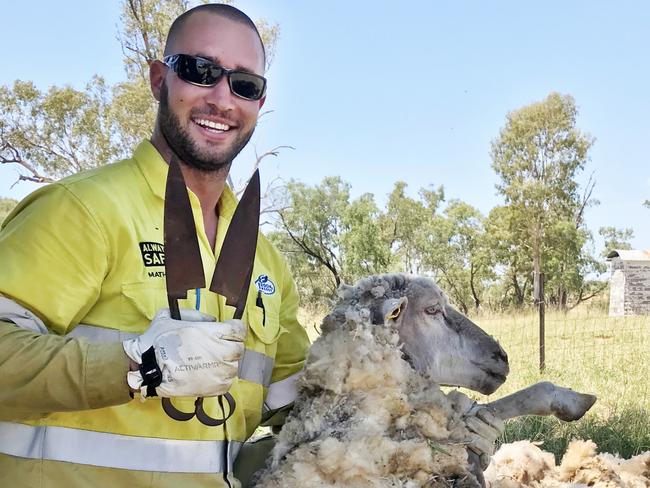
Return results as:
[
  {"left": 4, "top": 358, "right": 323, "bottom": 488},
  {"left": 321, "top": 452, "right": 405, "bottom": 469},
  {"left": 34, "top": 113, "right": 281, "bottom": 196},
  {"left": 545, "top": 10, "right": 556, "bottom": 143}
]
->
[
  {"left": 492, "top": 344, "right": 508, "bottom": 365},
  {"left": 204, "top": 75, "right": 235, "bottom": 111}
]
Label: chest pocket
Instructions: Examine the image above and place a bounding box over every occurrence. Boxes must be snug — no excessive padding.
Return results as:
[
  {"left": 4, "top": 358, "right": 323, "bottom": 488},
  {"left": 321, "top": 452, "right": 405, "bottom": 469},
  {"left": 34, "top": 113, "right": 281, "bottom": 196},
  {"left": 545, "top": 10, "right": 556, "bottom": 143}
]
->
[
  {"left": 246, "top": 305, "right": 282, "bottom": 345},
  {"left": 120, "top": 282, "right": 169, "bottom": 328}
]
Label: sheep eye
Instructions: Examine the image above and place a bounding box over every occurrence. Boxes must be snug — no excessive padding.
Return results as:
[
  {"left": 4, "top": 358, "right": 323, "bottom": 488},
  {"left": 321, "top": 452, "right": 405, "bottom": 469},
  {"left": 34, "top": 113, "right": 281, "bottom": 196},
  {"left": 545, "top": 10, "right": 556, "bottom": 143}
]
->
[{"left": 424, "top": 306, "right": 440, "bottom": 315}]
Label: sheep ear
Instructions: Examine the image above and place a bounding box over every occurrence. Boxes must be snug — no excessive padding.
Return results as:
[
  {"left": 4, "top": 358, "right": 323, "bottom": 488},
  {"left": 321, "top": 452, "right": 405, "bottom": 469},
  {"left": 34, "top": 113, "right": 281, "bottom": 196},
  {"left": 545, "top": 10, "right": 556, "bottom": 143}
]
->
[
  {"left": 337, "top": 283, "right": 356, "bottom": 300},
  {"left": 383, "top": 297, "right": 408, "bottom": 322}
]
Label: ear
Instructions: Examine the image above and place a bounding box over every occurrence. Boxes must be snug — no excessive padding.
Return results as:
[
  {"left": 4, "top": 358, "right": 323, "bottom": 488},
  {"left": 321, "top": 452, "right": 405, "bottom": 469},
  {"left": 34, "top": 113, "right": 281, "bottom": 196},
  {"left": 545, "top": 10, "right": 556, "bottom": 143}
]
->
[
  {"left": 258, "top": 95, "right": 266, "bottom": 110},
  {"left": 149, "top": 60, "right": 167, "bottom": 102},
  {"left": 337, "top": 283, "right": 356, "bottom": 300},
  {"left": 382, "top": 297, "right": 408, "bottom": 323}
]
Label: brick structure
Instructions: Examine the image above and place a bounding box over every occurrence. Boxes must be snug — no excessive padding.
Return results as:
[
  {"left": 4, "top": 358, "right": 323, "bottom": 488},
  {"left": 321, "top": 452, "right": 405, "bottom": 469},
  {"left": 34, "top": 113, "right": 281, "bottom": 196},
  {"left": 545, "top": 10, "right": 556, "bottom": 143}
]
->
[{"left": 606, "top": 249, "right": 650, "bottom": 316}]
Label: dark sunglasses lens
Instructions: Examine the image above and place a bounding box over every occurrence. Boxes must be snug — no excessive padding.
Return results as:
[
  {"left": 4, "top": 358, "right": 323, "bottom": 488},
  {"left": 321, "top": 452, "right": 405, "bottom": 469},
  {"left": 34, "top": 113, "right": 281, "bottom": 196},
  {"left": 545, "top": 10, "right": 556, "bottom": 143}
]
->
[
  {"left": 178, "top": 56, "right": 222, "bottom": 85},
  {"left": 230, "top": 73, "right": 265, "bottom": 100}
]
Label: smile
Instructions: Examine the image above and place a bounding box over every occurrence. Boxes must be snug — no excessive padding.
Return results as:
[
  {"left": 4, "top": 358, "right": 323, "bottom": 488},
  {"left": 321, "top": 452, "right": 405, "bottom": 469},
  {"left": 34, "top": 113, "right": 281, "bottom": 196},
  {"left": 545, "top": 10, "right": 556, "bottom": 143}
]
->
[{"left": 193, "top": 118, "right": 231, "bottom": 132}]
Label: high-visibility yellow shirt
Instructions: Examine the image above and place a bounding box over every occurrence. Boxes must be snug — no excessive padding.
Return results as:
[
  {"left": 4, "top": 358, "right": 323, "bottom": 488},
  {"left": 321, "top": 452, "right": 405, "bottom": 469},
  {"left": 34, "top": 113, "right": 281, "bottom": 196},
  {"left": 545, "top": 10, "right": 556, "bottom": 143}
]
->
[{"left": 0, "top": 140, "right": 309, "bottom": 487}]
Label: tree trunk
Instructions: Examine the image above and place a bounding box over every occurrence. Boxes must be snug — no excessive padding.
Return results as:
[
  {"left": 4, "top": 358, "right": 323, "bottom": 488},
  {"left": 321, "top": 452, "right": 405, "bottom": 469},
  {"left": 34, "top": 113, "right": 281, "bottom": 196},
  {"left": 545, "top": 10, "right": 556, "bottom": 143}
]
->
[
  {"left": 512, "top": 273, "right": 525, "bottom": 307},
  {"left": 470, "top": 263, "right": 481, "bottom": 310},
  {"left": 559, "top": 287, "right": 568, "bottom": 311}
]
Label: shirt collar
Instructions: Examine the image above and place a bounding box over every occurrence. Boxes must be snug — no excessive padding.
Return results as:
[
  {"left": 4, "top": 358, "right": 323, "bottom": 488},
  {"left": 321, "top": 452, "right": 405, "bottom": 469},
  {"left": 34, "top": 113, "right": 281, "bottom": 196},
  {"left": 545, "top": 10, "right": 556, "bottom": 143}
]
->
[
  {"left": 132, "top": 139, "right": 239, "bottom": 219},
  {"left": 132, "top": 139, "right": 168, "bottom": 201}
]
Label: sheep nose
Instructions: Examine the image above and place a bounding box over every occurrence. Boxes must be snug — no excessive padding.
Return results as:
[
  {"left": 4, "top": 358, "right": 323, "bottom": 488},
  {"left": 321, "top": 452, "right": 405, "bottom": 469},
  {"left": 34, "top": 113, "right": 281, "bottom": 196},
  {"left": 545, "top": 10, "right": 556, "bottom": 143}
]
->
[{"left": 492, "top": 344, "right": 508, "bottom": 365}]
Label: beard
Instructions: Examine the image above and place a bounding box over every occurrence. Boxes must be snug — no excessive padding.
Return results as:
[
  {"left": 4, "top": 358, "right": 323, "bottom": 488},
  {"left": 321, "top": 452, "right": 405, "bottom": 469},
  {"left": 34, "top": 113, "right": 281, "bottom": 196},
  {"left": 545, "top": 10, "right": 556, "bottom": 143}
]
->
[{"left": 157, "top": 82, "right": 256, "bottom": 172}]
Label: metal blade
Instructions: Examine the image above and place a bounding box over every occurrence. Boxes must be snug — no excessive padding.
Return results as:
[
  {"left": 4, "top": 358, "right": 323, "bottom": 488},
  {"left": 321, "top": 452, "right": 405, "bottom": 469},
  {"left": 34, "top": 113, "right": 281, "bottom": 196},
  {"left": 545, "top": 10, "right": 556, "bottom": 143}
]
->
[
  {"left": 210, "top": 170, "right": 261, "bottom": 320},
  {"left": 164, "top": 157, "right": 206, "bottom": 318}
]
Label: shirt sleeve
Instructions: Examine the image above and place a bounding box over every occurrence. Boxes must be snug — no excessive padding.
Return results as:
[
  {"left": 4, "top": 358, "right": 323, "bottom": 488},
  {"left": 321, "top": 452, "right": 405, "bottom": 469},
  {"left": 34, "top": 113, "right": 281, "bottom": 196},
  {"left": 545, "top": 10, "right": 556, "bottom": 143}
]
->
[
  {"left": 0, "top": 321, "right": 131, "bottom": 420},
  {"left": 0, "top": 182, "right": 109, "bottom": 333},
  {"left": 0, "top": 183, "right": 128, "bottom": 417}
]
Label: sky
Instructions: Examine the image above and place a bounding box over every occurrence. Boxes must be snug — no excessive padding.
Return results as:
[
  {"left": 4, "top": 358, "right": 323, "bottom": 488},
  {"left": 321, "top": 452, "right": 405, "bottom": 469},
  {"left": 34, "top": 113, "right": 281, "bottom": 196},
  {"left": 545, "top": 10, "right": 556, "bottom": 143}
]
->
[{"left": 1, "top": 1, "right": 649, "bottom": 253}]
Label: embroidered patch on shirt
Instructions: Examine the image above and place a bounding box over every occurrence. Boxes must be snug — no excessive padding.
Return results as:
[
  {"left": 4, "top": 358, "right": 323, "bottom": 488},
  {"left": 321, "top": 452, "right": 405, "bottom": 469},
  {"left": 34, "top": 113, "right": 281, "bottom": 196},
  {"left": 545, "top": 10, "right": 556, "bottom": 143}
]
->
[
  {"left": 255, "top": 275, "right": 276, "bottom": 295},
  {"left": 139, "top": 242, "right": 165, "bottom": 267}
]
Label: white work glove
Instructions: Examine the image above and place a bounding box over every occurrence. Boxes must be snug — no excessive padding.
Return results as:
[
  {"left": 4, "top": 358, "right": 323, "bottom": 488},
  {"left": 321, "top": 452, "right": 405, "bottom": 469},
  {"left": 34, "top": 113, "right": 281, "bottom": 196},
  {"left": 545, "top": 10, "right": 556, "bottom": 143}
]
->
[
  {"left": 448, "top": 390, "right": 505, "bottom": 471},
  {"left": 123, "top": 308, "right": 246, "bottom": 399}
]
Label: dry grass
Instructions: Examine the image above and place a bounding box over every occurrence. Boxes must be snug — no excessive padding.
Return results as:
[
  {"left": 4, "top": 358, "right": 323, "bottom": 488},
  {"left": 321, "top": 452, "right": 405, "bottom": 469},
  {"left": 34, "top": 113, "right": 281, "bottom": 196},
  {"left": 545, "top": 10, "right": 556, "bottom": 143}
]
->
[{"left": 471, "top": 307, "right": 650, "bottom": 459}]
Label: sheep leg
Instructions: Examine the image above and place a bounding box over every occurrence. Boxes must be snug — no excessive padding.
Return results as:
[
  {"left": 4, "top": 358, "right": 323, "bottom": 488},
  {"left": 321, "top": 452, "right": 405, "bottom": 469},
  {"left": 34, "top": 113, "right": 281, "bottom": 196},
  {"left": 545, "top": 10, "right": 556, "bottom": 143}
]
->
[
  {"left": 467, "top": 382, "right": 596, "bottom": 487},
  {"left": 483, "top": 381, "right": 597, "bottom": 421}
]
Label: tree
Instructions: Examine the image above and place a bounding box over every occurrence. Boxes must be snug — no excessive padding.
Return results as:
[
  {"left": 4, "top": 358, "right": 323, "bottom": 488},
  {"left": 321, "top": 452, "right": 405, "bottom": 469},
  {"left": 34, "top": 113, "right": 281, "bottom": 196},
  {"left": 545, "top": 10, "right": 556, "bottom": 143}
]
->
[
  {"left": 380, "top": 181, "right": 444, "bottom": 274},
  {"left": 0, "top": 0, "right": 279, "bottom": 184},
  {"left": 404, "top": 198, "right": 493, "bottom": 314},
  {"left": 377, "top": 182, "right": 495, "bottom": 314},
  {"left": 544, "top": 221, "right": 605, "bottom": 308},
  {"left": 599, "top": 226, "right": 634, "bottom": 257},
  {"left": 0, "top": 198, "right": 18, "bottom": 223},
  {"left": 440, "top": 201, "right": 492, "bottom": 312},
  {"left": 0, "top": 78, "right": 120, "bottom": 183},
  {"left": 490, "top": 93, "right": 597, "bottom": 309},
  {"left": 340, "top": 193, "right": 392, "bottom": 279},
  {"left": 483, "top": 205, "right": 532, "bottom": 308},
  {"left": 270, "top": 177, "right": 391, "bottom": 306}
]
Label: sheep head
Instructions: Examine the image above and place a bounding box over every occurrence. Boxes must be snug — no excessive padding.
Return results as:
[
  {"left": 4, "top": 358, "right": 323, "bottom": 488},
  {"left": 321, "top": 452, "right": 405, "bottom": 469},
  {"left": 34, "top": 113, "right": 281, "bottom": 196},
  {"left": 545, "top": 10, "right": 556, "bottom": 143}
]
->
[{"left": 323, "top": 273, "right": 509, "bottom": 395}]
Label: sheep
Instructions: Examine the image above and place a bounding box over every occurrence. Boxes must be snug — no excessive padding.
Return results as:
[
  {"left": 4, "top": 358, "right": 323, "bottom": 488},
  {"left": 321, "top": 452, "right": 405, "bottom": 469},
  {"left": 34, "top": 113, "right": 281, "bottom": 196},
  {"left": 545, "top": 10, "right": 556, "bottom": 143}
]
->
[
  {"left": 253, "top": 273, "right": 510, "bottom": 488},
  {"left": 484, "top": 439, "right": 650, "bottom": 487}
]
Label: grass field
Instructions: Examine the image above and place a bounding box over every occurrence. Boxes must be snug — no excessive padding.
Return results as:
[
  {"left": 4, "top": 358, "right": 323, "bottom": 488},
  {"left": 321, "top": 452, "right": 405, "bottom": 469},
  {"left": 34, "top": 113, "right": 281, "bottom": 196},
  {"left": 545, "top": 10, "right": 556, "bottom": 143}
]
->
[
  {"left": 298, "top": 303, "right": 650, "bottom": 460},
  {"left": 473, "top": 306, "right": 650, "bottom": 460}
]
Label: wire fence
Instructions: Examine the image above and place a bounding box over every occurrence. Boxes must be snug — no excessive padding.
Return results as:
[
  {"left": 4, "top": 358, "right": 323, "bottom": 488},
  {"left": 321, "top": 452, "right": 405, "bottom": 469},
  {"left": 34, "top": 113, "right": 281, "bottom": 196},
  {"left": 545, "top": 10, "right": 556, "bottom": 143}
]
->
[{"left": 473, "top": 310, "right": 650, "bottom": 416}]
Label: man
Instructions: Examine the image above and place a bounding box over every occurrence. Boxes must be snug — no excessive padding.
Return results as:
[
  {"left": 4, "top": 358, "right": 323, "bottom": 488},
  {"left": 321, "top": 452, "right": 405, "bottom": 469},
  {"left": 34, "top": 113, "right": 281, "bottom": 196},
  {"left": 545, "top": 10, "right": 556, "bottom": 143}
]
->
[
  {"left": 0, "top": 4, "right": 501, "bottom": 487},
  {"left": 0, "top": 4, "right": 309, "bottom": 488}
]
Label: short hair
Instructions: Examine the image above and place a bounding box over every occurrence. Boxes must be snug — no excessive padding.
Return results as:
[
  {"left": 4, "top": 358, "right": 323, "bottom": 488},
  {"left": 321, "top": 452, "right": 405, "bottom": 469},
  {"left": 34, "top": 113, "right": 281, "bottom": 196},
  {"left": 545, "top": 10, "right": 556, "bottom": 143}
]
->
[{"left": 163, "top": 3, "right": 266, "bottom": 68}]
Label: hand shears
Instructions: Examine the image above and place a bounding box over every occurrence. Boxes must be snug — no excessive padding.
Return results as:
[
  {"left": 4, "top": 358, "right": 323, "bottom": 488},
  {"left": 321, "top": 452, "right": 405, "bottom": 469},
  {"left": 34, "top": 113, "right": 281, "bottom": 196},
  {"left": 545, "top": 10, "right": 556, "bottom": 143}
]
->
[{"left": 161, "top": 156, "right": 260, "bottom": 426}]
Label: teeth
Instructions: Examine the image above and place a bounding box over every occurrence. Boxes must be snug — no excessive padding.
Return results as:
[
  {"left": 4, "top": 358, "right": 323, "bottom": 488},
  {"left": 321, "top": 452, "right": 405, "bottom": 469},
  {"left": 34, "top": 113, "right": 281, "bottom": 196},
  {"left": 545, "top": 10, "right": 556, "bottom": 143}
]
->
[{"left": 195, "top": 118, "right": 230, "bottom": 131}]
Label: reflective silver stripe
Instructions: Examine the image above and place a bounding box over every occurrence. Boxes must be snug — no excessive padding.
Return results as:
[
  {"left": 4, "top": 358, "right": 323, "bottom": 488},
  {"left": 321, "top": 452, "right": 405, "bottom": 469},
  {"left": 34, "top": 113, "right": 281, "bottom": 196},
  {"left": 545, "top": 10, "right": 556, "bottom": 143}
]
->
[
  {"left": 228, "top": 440, "right": 243, "bottom": 473},
  {"left": 238, "top": 349, "right": 274, "bottom": 387},
  {"left": 0, "top": 297, "right": 48, "bottom": 334},
  {"left": 72, "top": 324, "right": 275, "bottom": 388},
  {"left": 0, "top": 421, "right": 242, "bottom": 473},
  {"left": 67, "top": 324, "right": 137, "bottom": 342},
  {"left": 264, "top": 372, "right": 301, "bottom": 412}
]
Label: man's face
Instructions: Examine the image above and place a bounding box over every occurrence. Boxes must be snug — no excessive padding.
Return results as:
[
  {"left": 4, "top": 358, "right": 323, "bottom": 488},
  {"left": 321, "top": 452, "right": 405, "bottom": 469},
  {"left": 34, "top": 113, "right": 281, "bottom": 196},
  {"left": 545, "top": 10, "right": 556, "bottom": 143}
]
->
[{"left": 154, "top": 13, "right": 266, "bottom": 172}]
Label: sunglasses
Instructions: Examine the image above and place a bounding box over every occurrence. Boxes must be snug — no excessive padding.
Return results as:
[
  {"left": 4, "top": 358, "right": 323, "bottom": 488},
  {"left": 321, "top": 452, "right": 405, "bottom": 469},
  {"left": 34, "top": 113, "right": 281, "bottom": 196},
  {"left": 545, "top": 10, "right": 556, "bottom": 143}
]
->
[{"left": 163, "top": 54, "right": 267, "bottom": 101}]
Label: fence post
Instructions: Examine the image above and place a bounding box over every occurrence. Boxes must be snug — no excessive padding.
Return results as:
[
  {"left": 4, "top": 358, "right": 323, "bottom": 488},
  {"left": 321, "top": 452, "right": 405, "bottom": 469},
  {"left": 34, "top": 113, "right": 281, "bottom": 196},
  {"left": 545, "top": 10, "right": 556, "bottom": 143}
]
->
[{"left": 537, "top": 273, "right": 546, "bottom": 372}]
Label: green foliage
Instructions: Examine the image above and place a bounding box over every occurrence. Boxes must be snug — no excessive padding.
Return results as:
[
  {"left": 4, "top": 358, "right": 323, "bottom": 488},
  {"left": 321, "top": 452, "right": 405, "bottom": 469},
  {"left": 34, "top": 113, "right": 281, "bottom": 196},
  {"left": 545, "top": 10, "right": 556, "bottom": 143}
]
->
[
  {"left": 483, "top": 205, "right": 532, "bottom": 307},
  {"left": 110, "top": 79, "right": 159, "bottom": 151},
  {"left": 271, "top": 93, "right": 609, "bottom": 313},
  {"left": 340, "top": 193, "right": 392, "bottom": 279},
  {"left": 118, "top": 0, "right": 192, "bottom": 82},
  {"left": 436, "top": 200, "right": 493, "bottom": 313},
  {"left": 0, "top": 78, "right": 120, "bottom": 182},
  {"left": 380, "top": 181, "right": 443, "bottom": 274},
  {"left": 271, "top": 177, "right": 392, "bottom": 306},
  {"left": 273, "top": 178, "right": 496, "bottom": 313},
  {"left": 0, "top": 197, "right": 18, "bottom": 223},
  {"left": 544, "top": 221, "right": 605, "bottom": 307},
  {"left": 491, "top": 93, "right": 593, "bottom": 212},
  {"left": 599, "top": 226, "right": 634, "bottom": 257},
  {"left": 490, "top": 93, "right": 600, "bottom": 309}
]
